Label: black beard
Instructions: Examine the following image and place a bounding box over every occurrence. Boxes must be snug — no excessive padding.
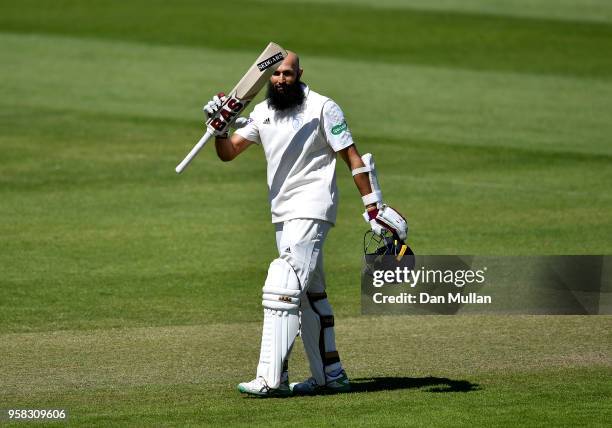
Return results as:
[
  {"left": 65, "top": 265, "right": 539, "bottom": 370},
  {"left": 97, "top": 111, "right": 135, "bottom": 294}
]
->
[{"left": 267, "top": 80, "right": 305, "bottom": 111}]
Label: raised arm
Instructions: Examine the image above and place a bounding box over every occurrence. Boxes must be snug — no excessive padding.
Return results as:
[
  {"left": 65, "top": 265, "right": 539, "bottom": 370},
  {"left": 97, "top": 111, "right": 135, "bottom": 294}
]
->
[
  {"left": 204, "top": 93, "right": 256, "bottom": 162},
  {"left": 214, "top": 133, "right": 254, "bottom": 162}
]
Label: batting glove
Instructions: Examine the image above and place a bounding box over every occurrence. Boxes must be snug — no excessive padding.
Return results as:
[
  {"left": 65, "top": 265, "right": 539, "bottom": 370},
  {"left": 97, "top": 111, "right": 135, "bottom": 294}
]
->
[
  {"left": 232, "top": 117, "right": 249, "bottom": 129},
  {"left": 364, "top": 205, "right": 408, "bottom": 241},
  {"left": 203, "top": 92, "right": 227, "bottom": 118}
]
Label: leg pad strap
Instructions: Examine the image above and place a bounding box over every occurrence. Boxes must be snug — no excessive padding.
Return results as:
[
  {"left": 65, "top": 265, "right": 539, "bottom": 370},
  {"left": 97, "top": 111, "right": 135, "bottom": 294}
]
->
[
  {"left": 307, "top": 291, "right": 328, "bottom": 302},
  {"left": 320, "top": 315, "right": 334, "bottom": 329},
  {"left": 324, "top": 351, "right": 341, "bottom": 365}
]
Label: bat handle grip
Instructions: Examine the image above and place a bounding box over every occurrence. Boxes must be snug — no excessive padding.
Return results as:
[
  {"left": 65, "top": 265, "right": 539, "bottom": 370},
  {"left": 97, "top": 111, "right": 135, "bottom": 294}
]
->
[{"left": 175, "top": 129, "right": 214, "bottom": 173}]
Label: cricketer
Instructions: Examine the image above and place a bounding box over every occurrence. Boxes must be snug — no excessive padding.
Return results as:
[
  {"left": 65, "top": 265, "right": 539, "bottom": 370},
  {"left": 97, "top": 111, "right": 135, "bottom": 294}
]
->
[{"left": 204, "top": 51, "right": 406, "bottom": 397}]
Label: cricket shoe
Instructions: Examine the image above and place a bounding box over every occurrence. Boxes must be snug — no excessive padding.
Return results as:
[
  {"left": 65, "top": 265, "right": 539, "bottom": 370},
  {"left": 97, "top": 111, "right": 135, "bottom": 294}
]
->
[
  {"left": 237, "top": 377, "right": 292, "bottom": 398},
  {"left": 290, "top": 369, "right": 351, "bottom": 395}
]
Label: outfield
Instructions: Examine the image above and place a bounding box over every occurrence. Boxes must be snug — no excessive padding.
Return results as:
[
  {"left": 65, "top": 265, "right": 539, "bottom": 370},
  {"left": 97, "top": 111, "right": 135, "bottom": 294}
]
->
[{"left": 1, "top": 0, "right": 611, "bottom": 426}]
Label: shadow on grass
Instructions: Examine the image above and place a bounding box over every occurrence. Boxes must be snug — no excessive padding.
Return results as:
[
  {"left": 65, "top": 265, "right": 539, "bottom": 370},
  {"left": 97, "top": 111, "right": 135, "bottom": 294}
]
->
[
  {"left": 239, "top": 376, "right": 479, "bottom": 399},
  {"left": 350, "top": 376, "right": 480, "bottom": 393}
]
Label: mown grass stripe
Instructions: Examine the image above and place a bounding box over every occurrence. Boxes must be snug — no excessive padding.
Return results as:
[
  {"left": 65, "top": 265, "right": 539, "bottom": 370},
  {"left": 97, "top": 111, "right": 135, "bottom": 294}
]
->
[
  {"left": 258, "top": 0, "right": 612, "bottom": 24},
  {"left": 1, "top": 0, "right": 612, "bottom": 78},
  {"left": 3, "top": 32, "right": 612, "bottom": 159}
]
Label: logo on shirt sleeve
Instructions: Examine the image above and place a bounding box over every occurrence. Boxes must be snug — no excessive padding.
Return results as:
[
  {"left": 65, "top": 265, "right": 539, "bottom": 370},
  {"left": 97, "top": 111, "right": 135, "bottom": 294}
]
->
[{"left": 331, "top": 120, "right": 348, "bottom": 135}]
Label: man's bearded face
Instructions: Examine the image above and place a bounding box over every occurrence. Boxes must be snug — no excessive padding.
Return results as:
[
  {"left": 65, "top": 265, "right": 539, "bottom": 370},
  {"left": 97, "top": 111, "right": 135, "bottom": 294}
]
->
[{"left": 267, "top": 75, "right": 305, "bottom": 111}]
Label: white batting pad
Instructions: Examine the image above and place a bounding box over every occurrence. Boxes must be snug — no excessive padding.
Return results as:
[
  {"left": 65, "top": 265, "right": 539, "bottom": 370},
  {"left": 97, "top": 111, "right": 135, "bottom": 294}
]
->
[
  {"left": 257, "top": 258, "right": 301, "bottom": 388},
  {"left": 300, "top": 292, "right": 342, "bottom": 385}
]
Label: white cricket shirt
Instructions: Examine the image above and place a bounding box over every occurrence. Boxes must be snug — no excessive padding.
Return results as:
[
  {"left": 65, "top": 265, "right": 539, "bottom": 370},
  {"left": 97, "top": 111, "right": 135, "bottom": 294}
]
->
[{"left": 234, "top": 84, "right": 354, "bottom": 224}]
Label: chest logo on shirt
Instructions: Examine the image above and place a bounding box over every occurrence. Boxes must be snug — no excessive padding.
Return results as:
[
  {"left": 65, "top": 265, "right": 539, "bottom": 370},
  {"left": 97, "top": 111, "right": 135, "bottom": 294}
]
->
[
  {"left": 331, "top": 120, "right": 348, "bottom": 135},
  {"left": 292, "top": 116, "right": 303, "bottom": 130}
]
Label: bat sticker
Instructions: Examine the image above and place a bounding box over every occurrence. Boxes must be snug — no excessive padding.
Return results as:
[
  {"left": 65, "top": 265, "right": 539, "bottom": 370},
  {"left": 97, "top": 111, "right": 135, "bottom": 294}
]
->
[{"left": 257, "top": 52, "right": 285, "bottom": 71}]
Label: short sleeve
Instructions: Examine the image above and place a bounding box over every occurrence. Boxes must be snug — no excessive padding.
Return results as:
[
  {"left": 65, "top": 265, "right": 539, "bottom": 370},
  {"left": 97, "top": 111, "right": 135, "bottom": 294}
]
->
[
  {"left": 233, "top": 111, "right": 261, "bottom": 145},
  {"left": 322, "top": 100, "right": 355, "bottom": 152}
]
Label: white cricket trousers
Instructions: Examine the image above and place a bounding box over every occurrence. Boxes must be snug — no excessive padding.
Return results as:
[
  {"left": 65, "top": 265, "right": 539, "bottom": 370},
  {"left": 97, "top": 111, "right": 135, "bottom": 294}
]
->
[{"left": 274, "top": 218, "right": 343, "bottom": 384}]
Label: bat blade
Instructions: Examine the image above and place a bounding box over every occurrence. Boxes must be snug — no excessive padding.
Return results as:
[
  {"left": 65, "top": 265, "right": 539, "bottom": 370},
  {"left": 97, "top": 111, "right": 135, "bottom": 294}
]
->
[
  {"left": 206, "top": 42, "right": 287, "bottom": 135},
  {"left": 176, "top": 42, "right": 287, "bottom": 173}
]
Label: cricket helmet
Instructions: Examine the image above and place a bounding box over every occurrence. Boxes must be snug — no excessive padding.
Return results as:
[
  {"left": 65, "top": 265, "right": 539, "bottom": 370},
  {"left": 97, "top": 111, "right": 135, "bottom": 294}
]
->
[
  {"left": 364, "top": 229, "right": 413, "bottom": 258},
  {"left": 363, "top": 228, "right": 415, "bottom": 276}
]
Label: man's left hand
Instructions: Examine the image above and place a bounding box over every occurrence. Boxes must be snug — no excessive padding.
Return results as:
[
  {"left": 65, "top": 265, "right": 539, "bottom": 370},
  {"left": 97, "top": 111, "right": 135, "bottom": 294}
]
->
[{"left": 363, "top": 205, "right": 408, "bottom": 241}]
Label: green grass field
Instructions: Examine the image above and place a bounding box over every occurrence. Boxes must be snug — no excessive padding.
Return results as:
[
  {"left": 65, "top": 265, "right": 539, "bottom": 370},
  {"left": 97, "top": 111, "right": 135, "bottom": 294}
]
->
[{"left": 1, "top": 0, "right": 611, "bottom": 426}]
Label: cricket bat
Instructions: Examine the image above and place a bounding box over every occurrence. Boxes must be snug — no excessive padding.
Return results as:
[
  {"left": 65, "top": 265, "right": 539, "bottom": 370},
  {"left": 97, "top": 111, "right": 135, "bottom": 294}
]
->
[{"left": 175, "top": 42, "right": 287, "bottom": 173}]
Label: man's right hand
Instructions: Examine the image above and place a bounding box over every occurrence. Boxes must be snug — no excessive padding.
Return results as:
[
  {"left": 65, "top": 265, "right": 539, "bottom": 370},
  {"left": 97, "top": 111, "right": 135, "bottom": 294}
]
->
[
  {"left": 203, "top": 92, "right": 227, "bottom": 118},
  {"left": 203, "top": 92, "right": 249, "bottom": 136}
]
